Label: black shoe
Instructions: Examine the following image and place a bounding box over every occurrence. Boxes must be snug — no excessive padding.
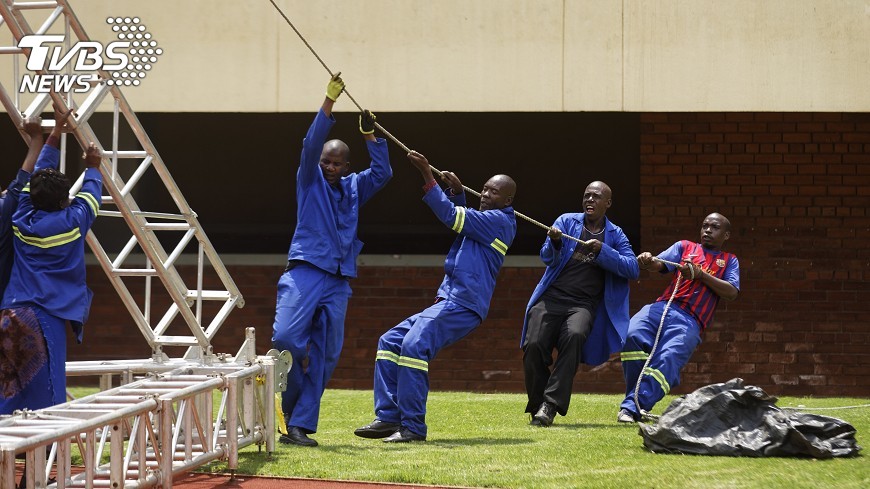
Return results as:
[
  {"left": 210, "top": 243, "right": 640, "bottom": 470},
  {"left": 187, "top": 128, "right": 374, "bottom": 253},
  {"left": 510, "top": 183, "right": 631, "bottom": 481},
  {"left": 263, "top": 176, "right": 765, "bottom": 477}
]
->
[
  {"left": 279, "top": 426, "right": 318, "bottom": 447},
  {"left": 383, "top": 427, "right": 426, "bottom": 443},
  {"left": 533, "top": 402, "right": 557, "bottom": 427},
  {"left": 354, "top": 419, "right": 401, "bottom": 439}
]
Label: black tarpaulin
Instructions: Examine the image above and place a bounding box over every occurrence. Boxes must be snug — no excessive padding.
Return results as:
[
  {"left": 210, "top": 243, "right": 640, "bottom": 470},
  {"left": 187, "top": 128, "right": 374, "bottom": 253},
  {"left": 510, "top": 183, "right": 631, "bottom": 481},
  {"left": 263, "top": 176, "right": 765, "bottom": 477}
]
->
[{"left": 638, "top": 378, "right": 862, "bottom": 458}]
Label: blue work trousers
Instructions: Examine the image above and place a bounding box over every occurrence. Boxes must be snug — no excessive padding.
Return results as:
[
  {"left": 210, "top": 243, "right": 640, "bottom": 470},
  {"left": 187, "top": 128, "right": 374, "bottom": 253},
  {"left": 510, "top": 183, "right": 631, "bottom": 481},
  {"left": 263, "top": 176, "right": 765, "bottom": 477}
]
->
[
  {"left": 0, "top": 307, "right": 67, "bottom": 414},
  {"left": 272, "top": 263, "right": 351, "bottom": 433},
  {"left": 619, "top": 302, "right": 701, "bottom": 416},
  {"left": 373, "top": 300, "right": 480, "bottom": 438}
]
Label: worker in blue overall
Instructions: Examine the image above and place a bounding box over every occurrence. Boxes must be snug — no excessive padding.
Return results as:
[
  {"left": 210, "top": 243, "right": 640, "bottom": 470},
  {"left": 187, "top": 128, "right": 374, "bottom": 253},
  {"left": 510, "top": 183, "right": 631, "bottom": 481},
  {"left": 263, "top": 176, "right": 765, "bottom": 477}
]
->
[
  {"left": 272, "top": 74, "right": 392, "bottom": 447},
  {"left": 1, "top": 104, "right": 102, "bottom": 415},
  {"left": 355, "top": 150, "right": 517, "bottom": 443}
]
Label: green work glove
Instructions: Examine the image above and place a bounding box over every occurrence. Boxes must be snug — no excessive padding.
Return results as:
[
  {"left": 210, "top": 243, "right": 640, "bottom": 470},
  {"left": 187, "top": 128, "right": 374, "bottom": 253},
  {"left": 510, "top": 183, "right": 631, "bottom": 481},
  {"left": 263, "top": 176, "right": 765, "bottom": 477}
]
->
[
  {"left": 325, "top": 73, "right": 344, "bottom": 101},
  {"left": 359, "top": 109, "right": 376, "bottom": 135}
]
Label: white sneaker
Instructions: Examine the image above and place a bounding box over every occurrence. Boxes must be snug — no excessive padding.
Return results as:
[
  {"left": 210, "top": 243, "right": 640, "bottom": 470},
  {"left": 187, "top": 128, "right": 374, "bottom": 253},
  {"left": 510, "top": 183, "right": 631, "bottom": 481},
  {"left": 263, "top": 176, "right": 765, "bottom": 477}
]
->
[{"left": 617, "top": 409, "right": 637, "bottom": 423}]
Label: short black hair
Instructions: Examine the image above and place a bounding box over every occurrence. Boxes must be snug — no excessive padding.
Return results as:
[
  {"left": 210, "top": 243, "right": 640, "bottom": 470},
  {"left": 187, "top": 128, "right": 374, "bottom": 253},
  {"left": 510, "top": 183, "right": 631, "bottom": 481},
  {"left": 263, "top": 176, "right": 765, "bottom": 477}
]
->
[{"left": 30, "top": 168, "right": 71, "bottom": 212}]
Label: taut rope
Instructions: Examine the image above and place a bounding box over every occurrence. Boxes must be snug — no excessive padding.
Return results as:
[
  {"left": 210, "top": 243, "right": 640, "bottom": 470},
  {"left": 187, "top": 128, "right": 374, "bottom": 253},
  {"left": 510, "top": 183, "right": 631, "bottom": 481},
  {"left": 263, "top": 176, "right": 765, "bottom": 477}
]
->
[{"left": 266, "top": 0, "right": 586, "bottom": 245}]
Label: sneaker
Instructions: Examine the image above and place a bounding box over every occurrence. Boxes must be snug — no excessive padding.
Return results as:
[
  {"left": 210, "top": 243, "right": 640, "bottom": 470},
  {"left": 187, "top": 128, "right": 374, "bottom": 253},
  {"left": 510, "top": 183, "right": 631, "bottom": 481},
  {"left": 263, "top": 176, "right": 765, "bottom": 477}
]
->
[{"left": 617, "top": 409, "right": 637, "bottom": 423}]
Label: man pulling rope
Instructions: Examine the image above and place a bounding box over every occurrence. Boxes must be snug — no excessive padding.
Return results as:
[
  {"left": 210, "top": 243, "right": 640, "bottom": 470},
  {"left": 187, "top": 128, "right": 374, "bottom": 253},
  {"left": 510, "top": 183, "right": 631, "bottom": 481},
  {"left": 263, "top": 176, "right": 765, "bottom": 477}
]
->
[{"left": 618, "top": 213, "right": 740, "bottom": 422}]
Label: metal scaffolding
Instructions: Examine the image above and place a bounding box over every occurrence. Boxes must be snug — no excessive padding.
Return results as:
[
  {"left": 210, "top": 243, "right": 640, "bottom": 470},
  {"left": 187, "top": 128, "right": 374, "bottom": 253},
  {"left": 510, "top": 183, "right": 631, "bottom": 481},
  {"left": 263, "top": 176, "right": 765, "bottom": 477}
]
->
[{"left": 0, "top": 1, "right": 283, "bottom": 487}]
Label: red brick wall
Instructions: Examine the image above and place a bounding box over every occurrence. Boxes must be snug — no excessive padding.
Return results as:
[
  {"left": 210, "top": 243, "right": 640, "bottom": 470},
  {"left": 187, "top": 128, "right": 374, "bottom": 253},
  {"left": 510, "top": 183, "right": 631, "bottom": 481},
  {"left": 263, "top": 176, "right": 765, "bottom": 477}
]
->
[{"left": 72, "top": 112, "right": 870, "bottom": 397}]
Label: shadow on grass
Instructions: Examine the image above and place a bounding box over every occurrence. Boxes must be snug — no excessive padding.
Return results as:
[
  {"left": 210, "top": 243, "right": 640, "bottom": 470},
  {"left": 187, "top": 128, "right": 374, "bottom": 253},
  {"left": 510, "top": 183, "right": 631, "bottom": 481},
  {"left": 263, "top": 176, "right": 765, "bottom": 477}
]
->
[
  {"left": 543, "top": 423, "right": 628, "bottom": 429},
  {"left": 424, "top": 437, "right": 536, "bottom": 446}
]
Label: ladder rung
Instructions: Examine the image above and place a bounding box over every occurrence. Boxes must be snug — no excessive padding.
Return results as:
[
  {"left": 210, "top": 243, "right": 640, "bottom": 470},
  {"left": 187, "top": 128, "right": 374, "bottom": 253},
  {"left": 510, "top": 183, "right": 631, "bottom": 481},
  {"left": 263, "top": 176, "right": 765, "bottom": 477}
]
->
[
  {"left": 104, "top": 151, "right": 148, "bottom": 159},
  {"left": 185, "top": 290, "right": 232, "bottom": 300},
  {"left": 0, "top": 47, "right": 23, "bottom": 54},
  {"left": 143, "top": 223, "right": 193, "bottom": 231},
  {"left": 111, "top": 268, "right": 158, "bottom": 277},
  {"left": 11, "top": 2, "right": 59, "bottom": 10},
  {"left": 154, "top": 336, "right": 200, "bottom": 346},
  {"left": 132, "top": 211, "right": 188, "bottom": 221}
]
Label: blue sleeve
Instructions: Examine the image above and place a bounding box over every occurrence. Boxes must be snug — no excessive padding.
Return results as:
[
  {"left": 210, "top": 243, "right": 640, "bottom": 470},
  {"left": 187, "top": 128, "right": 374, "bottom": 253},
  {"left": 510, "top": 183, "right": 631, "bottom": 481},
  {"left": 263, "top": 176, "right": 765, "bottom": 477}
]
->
[
  {"left": 596, "top": 228, "right": 640, "bottom": 279},
  {"left": 540, "top": 215, "right": 568, "bottom": 267},
  {"left": 656, "top": 241, "right": 684, "bottom": 273},
  {"left": 422, "top": 186, "right": 508, "bottom": 247},
  {"left": 69, "top": 168, "right": 102, "bottom": 232},
  {"left": 3, "top": 169, "right": 30, "bottom": 211},
  {"left": 356, "top": 138, "right": 392, "bottom": 206},
  {"left": 35, "top": 144, "right": 60, "bottom": 172},
  {"left": 447, "top": 189, "right": 466, "bottom": 206},
  {"left": 725, "top": 256, "right": 740, "bottom": 291},
  {"left": 297, "top": 109, "right": 335, "bottom": 188}
]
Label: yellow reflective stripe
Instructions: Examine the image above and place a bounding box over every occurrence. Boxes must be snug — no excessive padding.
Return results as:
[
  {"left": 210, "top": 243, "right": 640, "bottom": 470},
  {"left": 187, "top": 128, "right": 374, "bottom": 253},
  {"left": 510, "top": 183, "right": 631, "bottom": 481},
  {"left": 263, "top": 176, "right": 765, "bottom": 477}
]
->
[
  {"left": 397, "top": 356, "right": 429, "bottom": 372},
  {"left": 452, "top": 207, "right": 466, "bottom": 233},
  {"left": 13, "top": 225, "right": 81, "bottom": 248},
  {"left": 23, "top": 183, "right": 30, "bottom": 193},
  {"left": 76, "top": 192, "right": 99, "bottom": 217},
  {"left": 621, "top": 351, "right": 649, "bottom": 362},
  {"left": 491, "top": 238, "right": 508, "bottom": 256},
  {"left": 376, "top": 350, "right": 399, "bottom": 364},
  {"left": 643, "top": 367, "right": 671, "bottom": 394}
]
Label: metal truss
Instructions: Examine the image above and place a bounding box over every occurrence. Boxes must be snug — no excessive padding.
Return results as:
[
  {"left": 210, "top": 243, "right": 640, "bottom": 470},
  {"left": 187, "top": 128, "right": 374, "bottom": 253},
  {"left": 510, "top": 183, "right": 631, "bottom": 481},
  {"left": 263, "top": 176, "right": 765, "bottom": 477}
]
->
[
  {"left": 0, "top": 329, "right": 280, "bottom": 489},
  {"left": 0, "top": 2, "right": 285, "bottom": 488},
  {"left": 0, "top": 0, "right": 244, "bottom": 362}
]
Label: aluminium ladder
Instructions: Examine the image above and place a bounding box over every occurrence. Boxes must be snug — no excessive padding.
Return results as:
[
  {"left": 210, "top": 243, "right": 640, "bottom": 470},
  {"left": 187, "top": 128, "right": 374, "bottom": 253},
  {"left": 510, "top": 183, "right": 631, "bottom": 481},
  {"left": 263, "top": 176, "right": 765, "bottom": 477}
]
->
[
  {"left": 0, "top": 0, "right": 244, "bottom": 361},
  {"left": 0, "top": 1, "right": 283, "bottom": 487}
]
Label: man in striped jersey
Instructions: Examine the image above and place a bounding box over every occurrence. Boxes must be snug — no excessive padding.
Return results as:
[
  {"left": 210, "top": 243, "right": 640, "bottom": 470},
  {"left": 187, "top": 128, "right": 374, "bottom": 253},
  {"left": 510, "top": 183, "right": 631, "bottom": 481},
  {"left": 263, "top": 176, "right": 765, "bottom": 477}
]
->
[
  {"left": 355, "top": 150, "right": 516, "bottom": 443},
  {"left": 618, "top": 213, "right": 739, "bottom": 422}
]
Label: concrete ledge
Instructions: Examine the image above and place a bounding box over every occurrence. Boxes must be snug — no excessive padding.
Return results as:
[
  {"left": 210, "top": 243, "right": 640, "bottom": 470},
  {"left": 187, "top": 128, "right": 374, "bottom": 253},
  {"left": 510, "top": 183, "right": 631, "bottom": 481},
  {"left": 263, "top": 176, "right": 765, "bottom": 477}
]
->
[{"left": 85, "top": 254, "right": 546, "bottom": 268}]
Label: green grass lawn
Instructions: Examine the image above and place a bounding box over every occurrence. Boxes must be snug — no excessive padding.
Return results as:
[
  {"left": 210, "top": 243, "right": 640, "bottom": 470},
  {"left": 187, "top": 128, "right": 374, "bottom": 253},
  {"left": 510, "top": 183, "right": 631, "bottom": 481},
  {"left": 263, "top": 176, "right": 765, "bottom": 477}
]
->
[{"left": 192, "top": 389, "right": 869, "bottom": 489}]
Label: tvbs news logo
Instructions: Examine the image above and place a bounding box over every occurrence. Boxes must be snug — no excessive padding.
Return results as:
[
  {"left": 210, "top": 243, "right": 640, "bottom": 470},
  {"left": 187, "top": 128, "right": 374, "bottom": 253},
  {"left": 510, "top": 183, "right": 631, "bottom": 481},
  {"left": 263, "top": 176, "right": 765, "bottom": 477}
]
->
[{"left": 18, "top": 16, "right": 162, "bottom": 93}]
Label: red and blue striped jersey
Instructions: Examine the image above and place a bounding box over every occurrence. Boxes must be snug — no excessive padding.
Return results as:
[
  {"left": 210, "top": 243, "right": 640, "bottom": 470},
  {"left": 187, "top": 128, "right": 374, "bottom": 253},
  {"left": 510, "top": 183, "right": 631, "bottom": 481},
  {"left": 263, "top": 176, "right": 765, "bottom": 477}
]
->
[{"left": 655, "top": 240, "right": 740, "bottom": 330}]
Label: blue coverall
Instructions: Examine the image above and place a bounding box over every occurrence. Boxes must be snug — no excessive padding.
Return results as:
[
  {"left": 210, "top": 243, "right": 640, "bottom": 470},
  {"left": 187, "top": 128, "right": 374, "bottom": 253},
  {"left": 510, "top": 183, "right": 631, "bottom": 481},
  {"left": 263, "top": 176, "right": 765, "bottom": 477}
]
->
[
  {"left": 0, "top": 142, "right": 102, "bottom": 413},
  {"left": 372, "top": 185, "right": 516, "bottom": 438},
  {"left": 272, "top": 109, "right": 391, "bottom": 434}
]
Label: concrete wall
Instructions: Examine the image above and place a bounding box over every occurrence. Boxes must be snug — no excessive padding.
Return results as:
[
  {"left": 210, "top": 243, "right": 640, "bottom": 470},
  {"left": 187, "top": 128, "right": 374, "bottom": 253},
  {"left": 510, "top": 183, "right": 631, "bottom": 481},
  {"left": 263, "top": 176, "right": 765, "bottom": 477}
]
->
[{"left": 2, "top": 0, "right": 869, "bottom": 112}]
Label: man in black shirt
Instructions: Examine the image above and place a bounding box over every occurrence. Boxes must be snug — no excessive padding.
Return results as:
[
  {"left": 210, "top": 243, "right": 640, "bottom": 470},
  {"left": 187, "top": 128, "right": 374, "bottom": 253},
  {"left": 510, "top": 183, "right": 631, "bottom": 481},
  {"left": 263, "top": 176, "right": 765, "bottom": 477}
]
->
[{"left": 521, "top": 181, "right": 638, "bottom": 426}]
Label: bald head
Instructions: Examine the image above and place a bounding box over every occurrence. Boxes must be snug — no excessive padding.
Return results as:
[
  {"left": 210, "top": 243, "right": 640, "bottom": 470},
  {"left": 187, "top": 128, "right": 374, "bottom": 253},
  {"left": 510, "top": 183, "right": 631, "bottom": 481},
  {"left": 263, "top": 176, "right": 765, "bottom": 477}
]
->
[
  {"left": 588, "top": 181, "right": 612, "bottom": 200},
  {"left": 319, "top": 139, "right": 351, "bottom": 186},
  {"left": 323, "top": 139, "right": 350, "bottom": 161},
  {"left": 479, "top": 174, "right": 516, "bottom": 211},
  {"left": 582, "top": 181, "right": 612, "bottom": 222},
  {"left": 706, "top": 212, "right": 731, "bottom": 231}
]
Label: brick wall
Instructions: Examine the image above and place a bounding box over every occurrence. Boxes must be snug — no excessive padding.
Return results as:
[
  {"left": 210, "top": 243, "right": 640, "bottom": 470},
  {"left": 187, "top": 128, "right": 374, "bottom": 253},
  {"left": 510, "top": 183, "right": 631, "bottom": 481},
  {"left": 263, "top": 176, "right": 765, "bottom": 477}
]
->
[
  {"left": 636, "top": 112, "right": 870, "bottom": 397},
  {"left": 71, "top": 112, "right": 870, "bottom": 397}
]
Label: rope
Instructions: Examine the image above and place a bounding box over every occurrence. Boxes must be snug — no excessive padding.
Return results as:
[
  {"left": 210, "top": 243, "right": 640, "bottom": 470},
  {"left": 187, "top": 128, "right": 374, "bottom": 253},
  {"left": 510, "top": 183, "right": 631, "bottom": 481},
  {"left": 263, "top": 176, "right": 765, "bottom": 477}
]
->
[
  {"left": 266, "top": 0, "right": 586, "bottom": 245},
  {"left": 631, "top": 264, "right": 684, "bottom": 422},
  {"left": 781, "top": 403, "right": 870, "bottom": 412}
]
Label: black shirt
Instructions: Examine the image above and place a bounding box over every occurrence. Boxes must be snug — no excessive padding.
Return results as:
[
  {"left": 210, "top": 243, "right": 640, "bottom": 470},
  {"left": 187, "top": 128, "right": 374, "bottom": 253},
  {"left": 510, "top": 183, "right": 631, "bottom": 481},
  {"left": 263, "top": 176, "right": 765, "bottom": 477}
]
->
[{"left": 542, "top": 226, "right": 605, "bottom": 310}]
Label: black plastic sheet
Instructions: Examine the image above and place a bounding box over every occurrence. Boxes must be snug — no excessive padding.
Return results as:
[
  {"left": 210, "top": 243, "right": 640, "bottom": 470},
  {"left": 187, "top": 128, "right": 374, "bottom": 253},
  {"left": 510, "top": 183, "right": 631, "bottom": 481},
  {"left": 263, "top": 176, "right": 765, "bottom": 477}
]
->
[{"left": 639, "top": 378, "right": 862, "bottom": 458}]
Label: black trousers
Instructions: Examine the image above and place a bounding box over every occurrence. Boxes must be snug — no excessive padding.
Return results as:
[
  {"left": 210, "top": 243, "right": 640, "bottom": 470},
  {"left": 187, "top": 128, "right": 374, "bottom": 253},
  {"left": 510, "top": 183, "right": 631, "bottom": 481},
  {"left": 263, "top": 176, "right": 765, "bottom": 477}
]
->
[{"left": 522, "top": 297, "right": 593, "bottom": 415}]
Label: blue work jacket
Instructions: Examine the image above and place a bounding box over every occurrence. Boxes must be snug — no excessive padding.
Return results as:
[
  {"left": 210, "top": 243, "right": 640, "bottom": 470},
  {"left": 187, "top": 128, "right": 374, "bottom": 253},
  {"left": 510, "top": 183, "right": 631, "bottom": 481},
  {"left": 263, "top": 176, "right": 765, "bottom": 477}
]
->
[
  {"left": 521, "top": 213, "right": 639, "bottom": 365},
  {"left": 1, "top": 144, "right": 102, "bottom": 341},
  {"left": 423, "top": 186, "right": 516, "bottom": 320},
  {"left": 287, "top": 109, "right": 392, "bottom": 278}
]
